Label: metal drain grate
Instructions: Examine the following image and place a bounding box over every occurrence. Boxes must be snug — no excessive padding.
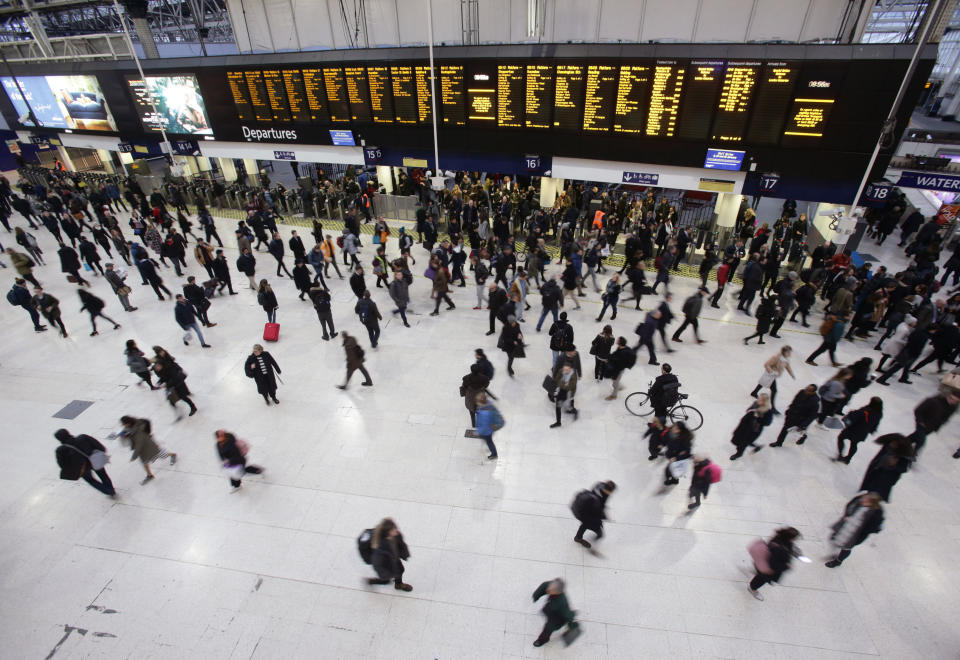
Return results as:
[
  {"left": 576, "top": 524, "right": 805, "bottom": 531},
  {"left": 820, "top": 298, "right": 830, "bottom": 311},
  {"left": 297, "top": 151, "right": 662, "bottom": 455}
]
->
[{"left": 52, "top": 400, "right": 94, "bottom": 420}]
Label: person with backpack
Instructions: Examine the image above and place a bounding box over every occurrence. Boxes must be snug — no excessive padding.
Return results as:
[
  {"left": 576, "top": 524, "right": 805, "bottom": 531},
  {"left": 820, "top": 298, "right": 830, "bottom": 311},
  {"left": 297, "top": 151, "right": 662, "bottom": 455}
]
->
[
  {"left": 360, "top": 518, "right": 412, "bottom": 591},
  {"left": 769, "top": 384, "right": 820, "bottom": 447},
  {"left": 826, "top": 492, "right": 884, "bottom": 568},
  {"left": 336, "top": 331, "right": 372, "bottom": 389},
  {"left": 833, "top": 396, "right": 883, "bottom": 463},
  {"left": 236, "top": 248, "right": 257, "bottom": 290},
  {"left": 589, "top": 325, "right": 615, "bottom": 381},
  {"left": 548, "top": 311, "right": 574, "bottom": 368},
  {"left": 117, "top": 416, "right": 177, "bottom": 484},
  {"left": 688, "top": 455, "right": 722, "bottom": 509},
  {"left": 729, "top": 393, "right": 774, "bottom": 460},
  {"left": 672, "top": 287, "right": 709, "bottom": 344},
  {"left": 54, "top": 428, "right": 115, "bottom": 497},
  {"left": 536, "top": 275, "right": 562, "bottom": 330},
  {"left": 531, "top": 578, "right": 579, "bottom": 648},
  {"left": 355, "top": 290, "right": 383, "bottom": 348},
  {"left": 595, "top": 273, "right": 621, "bottom": 322},
  {"left": 747, "top": 526, "right": 801, "bottom": 600},
  {"left": 648, "top": 363, "right": 679, "bottom": 421},
  {"left": 8, "top": 278, "right": 47, "bottom": 332},
  {"left": 604, "top": 336, "right": 636, "bottom": 399},
  {"left": 215, "top": 429, "right": 263, "bottom": 491},
  {"left": 571, "top": 480, "right": 616, "bottom": 549},
  {"left": 474, "top": 392, "right": 503, "bottom": 459},
  {"left": 805, "top": 312, "right": 847, "bottom": 367},
  {"left": 308, "top": 282, "right": 337, "bottom": 340}
]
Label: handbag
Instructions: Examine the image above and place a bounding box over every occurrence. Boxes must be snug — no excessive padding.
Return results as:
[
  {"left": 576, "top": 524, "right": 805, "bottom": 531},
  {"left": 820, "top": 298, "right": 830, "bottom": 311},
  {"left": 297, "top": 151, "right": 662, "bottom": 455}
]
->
[
  {"left": 541, "top": 374, "right": 555, "bottom": 392},
  {"left": 561, "top": 622, "right": 581, "bottom": 646},
  {"left": 757, "top": 370, "right": 776, "bottom": 388},
  {"left": 668, "top": 458, "right": 691, "bottom": 478},
  {"left": 88, "top": 449, "right": 110, "bottom": 470},
  {"left": 118, "top": 285, "right": 132, "bottom": 296}
]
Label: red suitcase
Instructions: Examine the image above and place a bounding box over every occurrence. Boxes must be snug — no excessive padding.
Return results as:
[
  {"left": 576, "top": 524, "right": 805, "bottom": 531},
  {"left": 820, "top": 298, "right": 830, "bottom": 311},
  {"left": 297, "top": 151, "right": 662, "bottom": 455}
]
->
[{"left": 263, "top": 322, "right": 279, "bottom": 342}]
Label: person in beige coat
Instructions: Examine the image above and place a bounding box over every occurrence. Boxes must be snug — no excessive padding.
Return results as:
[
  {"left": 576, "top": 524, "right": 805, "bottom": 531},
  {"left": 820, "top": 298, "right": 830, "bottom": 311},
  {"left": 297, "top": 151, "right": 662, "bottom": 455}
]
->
[
  {"left": 749, "top": 346, "right": 796, "bottom": 414},
  {"left": 118, "top": 416, "right": 177, "bottom": 484},
  {"left": 550, "top": 363, "right": 578, "bottom": 428},
  {"left": 430, "top": 262, "right": 455, "bottom": 315}
]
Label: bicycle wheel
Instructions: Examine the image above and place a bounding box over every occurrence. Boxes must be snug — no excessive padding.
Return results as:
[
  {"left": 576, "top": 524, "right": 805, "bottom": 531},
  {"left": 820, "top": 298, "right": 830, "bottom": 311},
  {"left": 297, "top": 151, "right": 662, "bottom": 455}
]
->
[
  {"left": 670, "top": 404, "right": 703, "bottom": 431},
  {"left": 624, "top": 392, "right": 653, "bottom": 417}
]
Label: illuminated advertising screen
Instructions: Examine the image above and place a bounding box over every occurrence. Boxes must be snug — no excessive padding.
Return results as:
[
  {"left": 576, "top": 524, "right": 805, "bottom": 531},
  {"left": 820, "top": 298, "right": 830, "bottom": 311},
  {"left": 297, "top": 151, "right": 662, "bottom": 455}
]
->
[
  {"left": 1, "top": 75, "right": 117, "bottom": 131},
  {"left": 127, "top": 75, "right": 213, "bottom": 135}
]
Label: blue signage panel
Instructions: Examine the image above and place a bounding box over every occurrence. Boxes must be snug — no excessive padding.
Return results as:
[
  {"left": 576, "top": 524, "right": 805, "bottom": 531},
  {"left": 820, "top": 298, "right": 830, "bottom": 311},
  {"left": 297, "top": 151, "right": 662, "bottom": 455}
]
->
[
  {"left": 273, "top": 150, "right": 296, "bottom": 160},
  {"left": 896, "top": 171, "right": 960, "bottom": 192},
  {"left": 704, "top": 148, "right": 745, "bottom": 171},
  {"left": 329, "top": 129, "right": 356, "bottom": 146},
  {"left": 523, "top": 155, "right": 541, "bottom": 171},
  {"left": 622, "top": 171, "right": 659, "bottom": 185}
]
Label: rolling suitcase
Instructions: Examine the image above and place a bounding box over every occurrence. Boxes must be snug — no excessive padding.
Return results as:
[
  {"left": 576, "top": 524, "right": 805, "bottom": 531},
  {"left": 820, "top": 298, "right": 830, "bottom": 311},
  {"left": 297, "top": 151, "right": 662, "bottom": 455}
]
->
[{"left": 263, "top": 322, "right": 279, "bottom": 342}]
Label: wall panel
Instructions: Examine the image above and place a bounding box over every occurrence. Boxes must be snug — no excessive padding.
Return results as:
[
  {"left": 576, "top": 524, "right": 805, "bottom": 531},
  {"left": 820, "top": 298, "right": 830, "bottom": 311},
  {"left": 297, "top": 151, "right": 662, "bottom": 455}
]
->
[
  {"left": 640, "top": 0, "right": 700, "bottom": 42},
  {"left": 694, "top": 0, "right": 754, "bottom": 42},
  {"left": 747, "top": 0, "right": 811, "bottom": 42}
]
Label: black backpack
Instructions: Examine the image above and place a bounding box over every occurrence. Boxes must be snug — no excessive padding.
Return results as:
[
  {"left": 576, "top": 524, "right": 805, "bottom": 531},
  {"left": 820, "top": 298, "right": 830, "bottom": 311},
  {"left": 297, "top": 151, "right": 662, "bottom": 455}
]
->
[
  {"left": 623, "top": 349, "right": 637, "bottom": 369},
  {"left": 571, "top": 489, "right": 596, "bottom": 520},
  {"left": 357, "top": 528, "right": 374, "bottom": 564}
]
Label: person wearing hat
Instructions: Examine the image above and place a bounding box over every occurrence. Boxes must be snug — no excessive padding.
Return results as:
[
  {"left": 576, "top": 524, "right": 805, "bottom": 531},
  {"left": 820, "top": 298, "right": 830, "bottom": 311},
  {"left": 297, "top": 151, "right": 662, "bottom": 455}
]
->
[{"left": 672, "top": 287, "right": 709, "bottom": 344}]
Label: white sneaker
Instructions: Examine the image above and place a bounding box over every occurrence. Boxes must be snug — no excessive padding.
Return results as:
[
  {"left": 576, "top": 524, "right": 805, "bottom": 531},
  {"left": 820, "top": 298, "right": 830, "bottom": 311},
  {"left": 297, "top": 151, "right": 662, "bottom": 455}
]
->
[{"left": 748, "top": 586, "right": 764, "bottom": 601}]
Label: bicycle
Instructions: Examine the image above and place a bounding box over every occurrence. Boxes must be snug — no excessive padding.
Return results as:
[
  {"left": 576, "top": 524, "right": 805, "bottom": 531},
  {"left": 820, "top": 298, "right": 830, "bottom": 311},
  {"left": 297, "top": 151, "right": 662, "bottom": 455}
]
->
[{"left": 624, "top": 389, "right": 703, "bottom": 431}]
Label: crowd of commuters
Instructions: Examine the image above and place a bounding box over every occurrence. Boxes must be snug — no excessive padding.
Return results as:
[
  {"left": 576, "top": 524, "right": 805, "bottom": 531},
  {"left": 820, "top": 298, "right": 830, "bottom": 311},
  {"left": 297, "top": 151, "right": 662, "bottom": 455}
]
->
[{"left": 6, "top": 166, "right": 959, "bottom": 648}]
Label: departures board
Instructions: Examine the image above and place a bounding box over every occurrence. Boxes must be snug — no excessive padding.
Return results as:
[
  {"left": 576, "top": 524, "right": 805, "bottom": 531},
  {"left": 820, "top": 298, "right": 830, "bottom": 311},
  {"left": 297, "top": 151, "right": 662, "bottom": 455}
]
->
[{"left": 220, "top": 58, "right": 851, "bottom": 148}]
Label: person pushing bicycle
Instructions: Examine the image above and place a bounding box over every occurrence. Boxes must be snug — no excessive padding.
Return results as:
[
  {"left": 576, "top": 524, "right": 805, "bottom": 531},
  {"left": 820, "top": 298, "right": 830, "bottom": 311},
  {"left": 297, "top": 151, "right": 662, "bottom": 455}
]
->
[{"left": 649, "top": 363, "right": 680, "bottom": 423}]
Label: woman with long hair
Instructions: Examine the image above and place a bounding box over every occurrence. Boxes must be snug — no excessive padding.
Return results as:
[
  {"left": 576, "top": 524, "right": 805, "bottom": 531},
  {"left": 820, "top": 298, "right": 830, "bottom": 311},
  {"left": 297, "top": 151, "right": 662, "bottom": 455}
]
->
[
  {"left": 257, "top": 279, "right": 278, "bottom": 323},
  {"left": 747, "top": 526, "right": 801, "bottom": 600}
]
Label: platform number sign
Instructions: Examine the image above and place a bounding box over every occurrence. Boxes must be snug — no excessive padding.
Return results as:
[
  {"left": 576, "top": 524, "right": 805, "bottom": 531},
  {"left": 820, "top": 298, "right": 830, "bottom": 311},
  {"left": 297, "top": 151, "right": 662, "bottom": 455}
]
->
[
  {"left": 364, "top": 146, "right": 383, "bottom": 164},
  {"left": 863, "top": 183, "right": 892, "bottom": 203},
  {"left": 523, "top": 155, "right": 541, "bottom": 171},
  {"left": 759, "top": 174, "right": 780, "bottom": 194}
]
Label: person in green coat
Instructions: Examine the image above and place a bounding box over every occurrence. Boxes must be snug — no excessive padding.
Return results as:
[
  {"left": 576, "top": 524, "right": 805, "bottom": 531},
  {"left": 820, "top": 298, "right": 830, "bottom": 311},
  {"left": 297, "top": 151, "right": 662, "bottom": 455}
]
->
[
  {"left": 532, "top": 578, "right": 578, "bottom": 647},
  {"left": 118, "top": 416, "right": 177, "bottom": 484}
]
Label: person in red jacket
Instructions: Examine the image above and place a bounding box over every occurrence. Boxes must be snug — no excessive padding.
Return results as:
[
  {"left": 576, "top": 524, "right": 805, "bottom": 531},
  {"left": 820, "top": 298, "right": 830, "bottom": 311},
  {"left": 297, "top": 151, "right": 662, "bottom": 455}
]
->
[
  {"left": 830, "top": 249, "right": 852, "bottom": 273},
  {"left": 710, "top": 262, "right": 730, "bottom": 308}
]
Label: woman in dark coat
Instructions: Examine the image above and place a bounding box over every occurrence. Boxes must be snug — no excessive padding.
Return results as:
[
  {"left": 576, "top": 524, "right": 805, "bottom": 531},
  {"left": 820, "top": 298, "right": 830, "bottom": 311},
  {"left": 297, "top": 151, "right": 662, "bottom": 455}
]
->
[
  {"left": 152, "top": 346, "right": 197, "bottom": 416},
  {"left": 590, "top": 325, "right": 615, "bottom": 381},
  {"left": 292, "top": 259, "right": 313, "bottom": 300},
  {"left": 743, "top": 294, "right": 777, "bottom": 344},
  {"left": 244, "top": 344, "right": 281, "bottom": 405},
  {"left": 497, "top": 315, "right": 524, "bottom": 377},
  {"left": 367, "top": 517, "right": 412, "bottom": 591},
  {"left": 77, "top": 289, "right": 120, "bottom": 336},
  {"left": 460, "top": 364, "right": 490, "bottom": 427},
  {"left": 748, "top": 526, "right": 800, "bottom": 600},
  {"left": 58, "top": 243, "right": 90, "bottom": 285},
  {"left": 257, "top": 279, "right": 279, "bottom": 323},
  {"left": 730, "top": 393, "right": 774, "bottom": 460},
  {"left": 215, "top": 429, "right": 262, "bottom": 490},
  {"left": 835, "top": 397, "right": 883, "bottom": 463},
  {"left": 839, "top": 357, "right": 873, "bottom": 412},
  {"left": 125, "top": 339, "right": 157, "bottom": 389},
  {"left": 860, "top": 433, "right": 913, "bottom": 501},
  {"left": 662, "top": 421, "right": 693, "bottom": 486}
]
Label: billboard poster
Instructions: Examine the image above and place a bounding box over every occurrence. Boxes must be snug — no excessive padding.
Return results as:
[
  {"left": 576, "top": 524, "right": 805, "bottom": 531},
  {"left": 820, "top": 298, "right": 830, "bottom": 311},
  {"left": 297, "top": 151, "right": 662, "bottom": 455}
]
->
[{"left": 128, "top": 75, "right": 213, "bottom": 135}]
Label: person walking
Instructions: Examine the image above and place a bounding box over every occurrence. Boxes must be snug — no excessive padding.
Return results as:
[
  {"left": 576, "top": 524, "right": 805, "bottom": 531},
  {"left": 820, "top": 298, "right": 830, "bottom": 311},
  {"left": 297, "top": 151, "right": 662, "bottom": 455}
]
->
[
  {"left": 461, "top": 364, "right": 490, "bottom": 427},
  {"left": 183, "top": 276, "right": 215, "bottom": 327},
  {"left": 54, "top": 428, "right": 116, "bottom": 497},
  {"left": 672, "top": 287, "right": 709, "bottom": 344},
  {"left": 531, "top": 579, "right": 579, "bottom": 648},
  {"left": 78, "top": 289, "right": 120, "bottom": 336},
  {"left": 58, "top": 243, "right": 90, "bottom": 286},
  {"left": 498, "top": 315, "right": 525, "bottom": 377},
  {"left": 747, "top": 526, "right": 801, "bottom": 600},
  {"left": 861, "top": 434, "right": 913, "bottom": 501},
  {"left": 308, "top": 244, "right": 330, "bottom": 290},
  {"left": 834, "top": 397, "right": 883, "bottom": 463},
  {"left": 336, "top": 331, "right": 373, "bottom": 389},
  {"left": 471, "top": 254, "right": 489, "bottom": 310},
  {"left": 213, "top": 250, "right": 237, "bottom": 296},
  {"left": 604, "top": 336, "right": 636, "bottom": 399},
  {"left": 662, "top": 421, "right": 693, "bottom": 486},
  {"left": 193, "top": 239, "right": 216, "bottom": 280},
  {"left": 486, "top": 283, "right": 508, "bottom": 336},
  {"left": 14, "top": 227, "right": 43, "bottom": 265},
  {"left": 571, "top": 480, "right": 616, "bottom": 549},
  {"left": 908, "top": 390, "right": 958, "bottom": 455},
  {"left": 560, "top": 259, "right": 582, "bottom": 309},
  {"left": 244, "top": 344, "right": 281, "bottom": 405},
  {"left": 596, "top": 273, "right": 621, "bottom": 322},
  {"left": 474, "top": 392, "right": 503, "bottom": 459},
  {"left": 215, "top": 429, "right": 263, "bottom": 491},
  {"left": 174, "top": 294, "right": 211, "bottom": 348},
  {"left": 825, "top": 492, "right": 884, "bottom": 568},
  {"left": 104, "top": 262, "right": 137, "bottom": 312},
  {"left": 430, "top": 263, "right": 455, "bottom": 315},
  {"left": 268, "top": 231, "right": 292, "bottom": 277},
  {"left": 7, "top": 278, "right": 46, "bottom": 332},
  {"left": 117, "top": 416, "right": 177, "bottom": 484},
  {"left": 549, "top": 363, "right": 578, "bottom": 428},
  {"left": 589, "top": 325, "right": 615, "bottom": 381},
  {"left": 257, "top": 279, "right": 278, "bottom": 323},
  {"left": 321, "top": 234, "right": 344, "bottom": 279},
  {"left": 710, "top": 260, "right": 730, "bottom": 308},
  {"left": 32, "top": 286, "right": 67, "bottom": 337},
  {"left": 153, "top": 346, "right": 198, "bottom": 417},
  {"left": 805, "top": 313, "right": 847, "bottom": 367},
  {"left": 729, "top": 393, "right": 774, "bottom": 460},
  {"left": 125, "top": 339, "right": 157, "bottom": 389},
  {"left": 743, "top": 294, "right": 777, "bottom": 345},
  {"left": 355, "top": 290, "right": 383, "bottom": 348},
  {"left": 6, "top": 247, "right": 41, "bottom": 288},
  {"left": 688, "top": 455, "right": 721, "bottom": 510},
  {"left": 308, "top": 283, "right": 337, "bottom": 340},
  {"left": 136, "top": 254, "right": 173, "bottom": 301},
  {"left": 236, "top": 248, "right": 257, "bottom": 290},
  {"left": 349, "top": 265, "right": 366, "bottom": 300},
  {"left": 816, "top": 369, "right": 852, "bottom": 424},
  {"left": 365, "top": 518, "right": 413, "bottom": 591},
  {"left": 78, "top": 236, "right": 105, "bottom": 275},
  {"left": 750, "top": 346, "right": 795, "bottom": 413},
  {"left": 388, "top": 270, "right": 411, "bottom": 328},
  {"left": 769, "top": 384, "right": 820, "bottom": 447},
  {"left": 875, "top": 324, "right": 932, "bottom": 385},
  {"left": 291, "top": 258, "right": 313, "bottom": 301}
]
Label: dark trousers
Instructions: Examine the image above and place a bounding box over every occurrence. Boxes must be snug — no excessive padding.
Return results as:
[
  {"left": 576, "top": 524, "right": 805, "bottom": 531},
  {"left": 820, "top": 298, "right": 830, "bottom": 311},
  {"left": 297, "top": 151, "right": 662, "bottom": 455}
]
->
[
  {"left": 912, "top": 350, "right": 951, "bottom": 373},
  {"left": 597, "top": 298, "right": 617, "bottom": 320},
  {"left": 634, "top": 339, "right": 657, "bottom": 364},
  {"left": 433, "top": 293, "right": 454, "bottom": 312},
  {"left": 345, "top": 364, "right": 372, "bottom": 385},
  {"left": 68, "top": 269, "right": 90, "bottom": 286},
  {"left": 44, "top": 312, "right": 67, "bottom": 335},
  {"left": 837, "top": 430, "right": 862, "bottom": 460},
  {"left": 88, "top": 311, "right": 119, "bottom": 332},
  {"left": 574, "top": 521, "right": 601, "bottom": 541},
  {"left": 751, "top": 380, "right": 777, "bottom": 409},
  {"left": 817, "top": 398, "right": 841, "bottom": 424},
  {"left": 749, "top": 572, "right": 773, "bottom": 591},
  {"left": 673, "top": 317, "right": 699, "bottom": 340},
  {"left": 876, "top": 359, "right": 912, "bottom": 384},
  {"left": 535, "top": 617, "right": 566, "bottom": 645},
  {"left": 218, "top": 277, "right": 236, "bottom": 294},
  {"left": 22, "top": 305, "right": 41, "bottom": 329},
  {"left": 789, "top": 305, "right": 810, "bottom": 326},
  {"left": 312, "top": 267, "right": 329, "bottom": 291},
  {"left": 772, "top": 420, "right": 808, "bottom": 446},
  {"left": 393, "top": 305, "right": 409, "bottom": 325},
  {"left": 480, "top": 433, "right": 497, "bottom": 457},
  {"left": 489, "top": 310, "right": 499, "bottom": 333},
  {"left": 193, "top": 303, "right": 211, "bottom": 326},
  {"left": 275, "top": 257, "right": 292, "bottom": 277},
  {"left": 21, "top": 271, "right": 41, "bottom": 289},
  {"left": 148, "top": 278, "right": 172, "bottom": 300},
  {"left": 365, "top": 323, "right": 380, "bottom": 348},
  {"left": 325, "top": 258, "right": 343, "bottom": 278},
  {"left": 710, "top": 285, "right": 725, "bottom": 306},
  {"left": 81, "top": 467, "right": 115, "bottom": 495},
  {"left": 316, "top": 311, "right": 336, "bottom": 338},
  {"left": 204, "top": 227, "right": 223, "bottom": 246},
  {"left": 230, "top": 464, "right": 263, "bottom": 487},
  {"left": 594, "top": 357, "right": 607, "bottom": 380},
  {"left": 807, "top": 339, "right": 837, "bottom": 364}
]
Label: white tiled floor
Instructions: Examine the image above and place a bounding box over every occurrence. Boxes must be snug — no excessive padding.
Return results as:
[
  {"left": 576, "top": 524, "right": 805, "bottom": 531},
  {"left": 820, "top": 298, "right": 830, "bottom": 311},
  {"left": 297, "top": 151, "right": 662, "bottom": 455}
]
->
[{"left": 1, "top": 210, "right": 958, "bottom": 659}]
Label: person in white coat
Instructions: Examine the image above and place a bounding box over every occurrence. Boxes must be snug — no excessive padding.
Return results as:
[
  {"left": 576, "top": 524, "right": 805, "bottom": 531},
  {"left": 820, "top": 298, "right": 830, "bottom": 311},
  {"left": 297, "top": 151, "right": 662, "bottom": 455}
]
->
[{"left": 876, "top": 315, "right": 915, "bottom": 373}]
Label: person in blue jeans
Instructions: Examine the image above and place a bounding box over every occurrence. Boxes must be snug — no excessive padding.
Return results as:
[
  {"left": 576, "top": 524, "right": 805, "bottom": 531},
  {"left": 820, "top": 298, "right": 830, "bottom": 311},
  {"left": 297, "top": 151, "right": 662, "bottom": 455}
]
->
[
  {"left": 474, "top": 393, "right": 503, "bottom": 460},
  {"left": 174, "top": 295, "right": 211, "bottom": 348},
  {"left": 596, "top": 274, "right": 621, "bottom": 322}
]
